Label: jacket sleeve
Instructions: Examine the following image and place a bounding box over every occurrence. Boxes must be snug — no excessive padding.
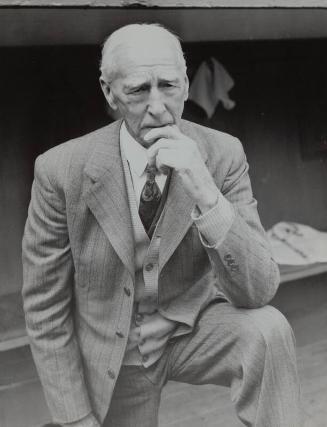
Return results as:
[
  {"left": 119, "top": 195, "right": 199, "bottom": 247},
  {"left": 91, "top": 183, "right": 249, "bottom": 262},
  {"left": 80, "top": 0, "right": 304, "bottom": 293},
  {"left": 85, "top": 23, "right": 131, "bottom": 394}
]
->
[
  {"left": 193, "top": 138, "right": 280, "bottom": 308},
  {"left": 22, "top": 155, "right": 93, "bottom": 424}
]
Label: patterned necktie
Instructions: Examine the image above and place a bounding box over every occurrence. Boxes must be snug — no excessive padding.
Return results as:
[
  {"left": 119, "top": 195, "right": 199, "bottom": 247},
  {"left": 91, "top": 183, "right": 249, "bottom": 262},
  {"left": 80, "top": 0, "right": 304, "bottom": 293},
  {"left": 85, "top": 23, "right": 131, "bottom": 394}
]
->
[{"left": 139, "top": 165, "right": 162, "bottom": 234}]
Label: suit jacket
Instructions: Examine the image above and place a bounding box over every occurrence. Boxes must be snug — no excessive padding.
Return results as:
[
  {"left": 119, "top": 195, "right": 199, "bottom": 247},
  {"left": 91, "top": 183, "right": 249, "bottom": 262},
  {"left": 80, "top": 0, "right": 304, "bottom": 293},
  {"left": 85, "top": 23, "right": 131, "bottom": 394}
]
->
[{"left": 22, "top": 119, "right": 280, "bottom": 424}]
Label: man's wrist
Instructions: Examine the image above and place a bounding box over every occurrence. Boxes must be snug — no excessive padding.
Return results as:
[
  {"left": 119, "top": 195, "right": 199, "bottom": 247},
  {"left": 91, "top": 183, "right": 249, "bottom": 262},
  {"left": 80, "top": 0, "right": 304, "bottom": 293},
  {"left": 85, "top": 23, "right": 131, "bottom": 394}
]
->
[
  {"left": 196, "top": 190, "right": 220, "bottom": 214},
  {"left": 192, "top": 192, "right": 235, "bottom": 248}
]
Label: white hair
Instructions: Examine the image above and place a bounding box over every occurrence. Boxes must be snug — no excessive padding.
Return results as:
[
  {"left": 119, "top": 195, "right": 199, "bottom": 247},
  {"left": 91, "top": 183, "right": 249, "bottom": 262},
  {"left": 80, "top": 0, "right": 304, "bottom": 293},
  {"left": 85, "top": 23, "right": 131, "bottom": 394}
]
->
[{"left": 100, "top": 23, "right": 187, "bottom": 84}]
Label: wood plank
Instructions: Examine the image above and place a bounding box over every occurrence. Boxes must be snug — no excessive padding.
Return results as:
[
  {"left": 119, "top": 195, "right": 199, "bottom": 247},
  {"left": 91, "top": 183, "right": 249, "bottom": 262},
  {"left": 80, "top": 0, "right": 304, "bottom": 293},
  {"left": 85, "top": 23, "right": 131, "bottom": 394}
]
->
[
  {"left": 1, "top": 0, "right": 327, "bottom": 8},
  {"left": 0, "top": 345, "right": 37, "bottom": 389},
  {"left": 280, "top": 263, "right": 327, "bottom": 283},
  {"left": 0, "top": 292, "right": 27, "bottom": 351},
  {"left": 0, "top": 336, "right": 29, "bottom": 352}
]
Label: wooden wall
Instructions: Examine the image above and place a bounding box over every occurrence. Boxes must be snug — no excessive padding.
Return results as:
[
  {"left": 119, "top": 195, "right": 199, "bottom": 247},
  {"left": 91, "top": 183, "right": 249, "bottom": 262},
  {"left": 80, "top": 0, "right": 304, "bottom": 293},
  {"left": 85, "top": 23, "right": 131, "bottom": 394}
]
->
[{"left": 0, "top": 39, "right": 326, "bottom": 296}]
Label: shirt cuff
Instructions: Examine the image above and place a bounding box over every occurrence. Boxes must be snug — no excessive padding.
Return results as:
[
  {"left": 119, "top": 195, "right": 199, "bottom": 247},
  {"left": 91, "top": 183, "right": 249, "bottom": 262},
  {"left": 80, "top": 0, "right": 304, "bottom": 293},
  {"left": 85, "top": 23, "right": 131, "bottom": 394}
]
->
[{"left": 191, "top": 193, "right": 235, "bottom": 248}]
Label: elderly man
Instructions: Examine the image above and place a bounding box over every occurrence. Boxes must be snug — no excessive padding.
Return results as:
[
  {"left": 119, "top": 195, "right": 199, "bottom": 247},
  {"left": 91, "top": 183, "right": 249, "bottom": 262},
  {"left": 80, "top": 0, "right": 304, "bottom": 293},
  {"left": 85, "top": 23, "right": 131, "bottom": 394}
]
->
[{"left": 22, "top": 24, "right": 301, "bottom": 427}]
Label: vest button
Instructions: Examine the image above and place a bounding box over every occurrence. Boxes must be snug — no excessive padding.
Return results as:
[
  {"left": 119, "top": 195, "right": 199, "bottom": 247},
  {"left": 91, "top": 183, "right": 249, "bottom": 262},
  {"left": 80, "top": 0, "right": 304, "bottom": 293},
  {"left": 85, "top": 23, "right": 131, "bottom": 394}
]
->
[
  {"left": 124, "top": 287, "right": 131, "bottom": 297},
  {"left": 145, "top": 263, "right": 154, "bottom": 271},
  {"left": 107, "top": 369, "right": 116, "bottom": 379}
]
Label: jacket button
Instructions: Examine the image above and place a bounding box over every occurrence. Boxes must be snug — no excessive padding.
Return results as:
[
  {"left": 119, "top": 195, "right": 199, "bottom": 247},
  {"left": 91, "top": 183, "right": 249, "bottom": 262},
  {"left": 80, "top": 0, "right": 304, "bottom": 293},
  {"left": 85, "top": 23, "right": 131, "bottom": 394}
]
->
[
  {"left": 107, "top": 369, "right": 116, "bottom": 379},
  {"left": 142, "top": 354, "right": 149, "bottom": 363},
  {"left": 124, "top": 287, "right": 131, "bottom": 296},
  {"left": 145, "top": 263, "right": 154, "bottom": 271},
  {"left": 116, "top": 331, "right": 124, "bottom": 338}
]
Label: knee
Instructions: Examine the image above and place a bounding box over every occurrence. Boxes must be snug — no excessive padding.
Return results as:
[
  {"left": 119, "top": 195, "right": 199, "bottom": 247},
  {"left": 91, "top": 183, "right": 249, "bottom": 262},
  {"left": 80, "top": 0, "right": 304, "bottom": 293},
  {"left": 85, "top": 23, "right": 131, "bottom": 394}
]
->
[{"left": 239, "top": 306, "right": 295, "bottom": 351}]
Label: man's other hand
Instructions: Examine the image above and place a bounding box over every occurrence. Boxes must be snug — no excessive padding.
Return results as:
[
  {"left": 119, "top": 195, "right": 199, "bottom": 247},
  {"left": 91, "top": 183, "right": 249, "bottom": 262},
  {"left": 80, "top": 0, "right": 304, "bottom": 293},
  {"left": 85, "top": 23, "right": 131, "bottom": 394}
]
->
[{"left": 138, "top": 312, "right": 177, "bottom": 357}]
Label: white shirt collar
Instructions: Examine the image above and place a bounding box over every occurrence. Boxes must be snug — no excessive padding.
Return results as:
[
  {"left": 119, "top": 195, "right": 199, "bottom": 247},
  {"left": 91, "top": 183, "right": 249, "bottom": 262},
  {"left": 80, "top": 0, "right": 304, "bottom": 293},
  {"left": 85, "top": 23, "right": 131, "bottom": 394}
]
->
[{"left": 120, "top": 122, "right": 147, "bottom": 177}]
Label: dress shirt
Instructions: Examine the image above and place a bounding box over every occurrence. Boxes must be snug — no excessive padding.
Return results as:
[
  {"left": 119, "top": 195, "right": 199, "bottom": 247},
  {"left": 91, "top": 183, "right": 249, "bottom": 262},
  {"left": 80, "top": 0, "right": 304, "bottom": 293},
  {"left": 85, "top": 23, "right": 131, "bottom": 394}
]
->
[{"left": 120, "top": 122, "right": 167, "bottom": 207}]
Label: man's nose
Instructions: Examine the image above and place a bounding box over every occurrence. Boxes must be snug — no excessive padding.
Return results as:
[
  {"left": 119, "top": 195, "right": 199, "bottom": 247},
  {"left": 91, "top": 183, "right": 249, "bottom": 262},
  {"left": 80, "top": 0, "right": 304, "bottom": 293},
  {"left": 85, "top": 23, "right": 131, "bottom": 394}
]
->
[{"left": 147, "top": 88, "right": 167, "bottom": 116}]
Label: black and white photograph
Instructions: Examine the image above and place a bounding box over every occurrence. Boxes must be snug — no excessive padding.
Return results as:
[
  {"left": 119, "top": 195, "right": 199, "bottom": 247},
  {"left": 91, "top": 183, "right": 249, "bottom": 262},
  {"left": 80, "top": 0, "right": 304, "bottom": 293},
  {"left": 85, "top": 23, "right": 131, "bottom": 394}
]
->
[{"left": 0, "top": 2, "right": 327, "bottom": 427}]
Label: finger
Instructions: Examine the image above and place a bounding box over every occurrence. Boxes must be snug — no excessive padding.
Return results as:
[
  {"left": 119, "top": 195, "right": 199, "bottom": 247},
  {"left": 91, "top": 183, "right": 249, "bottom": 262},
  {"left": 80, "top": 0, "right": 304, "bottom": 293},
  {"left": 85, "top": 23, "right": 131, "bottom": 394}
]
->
[
  {"left": 140, "top": 314, "right": 176, "bottom": 337},
  {"left": 156, "top": 148, "right": 181, "bottom": 171},
  {"left": 139, "top": 335, "right": 170, "bottom": 355},
  {"left": 143, "top": 125, "right": 181, "bottom": 143},
  {"left": 139, "top": 329, "right": 177, "bottom": 355},
  {"left": 155, "top": 152, "right": 171, "bottom": 175},
  {"left": 147, "top": 138, "right": 175, "bottom": 166}
]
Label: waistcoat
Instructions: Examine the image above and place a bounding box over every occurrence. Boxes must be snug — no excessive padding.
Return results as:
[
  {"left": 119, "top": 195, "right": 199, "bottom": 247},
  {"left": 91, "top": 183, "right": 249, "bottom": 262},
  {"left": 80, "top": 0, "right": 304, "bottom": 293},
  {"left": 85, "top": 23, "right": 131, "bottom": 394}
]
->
[{"left": 121, "top": 151, "right": 172, "bottom": 367}]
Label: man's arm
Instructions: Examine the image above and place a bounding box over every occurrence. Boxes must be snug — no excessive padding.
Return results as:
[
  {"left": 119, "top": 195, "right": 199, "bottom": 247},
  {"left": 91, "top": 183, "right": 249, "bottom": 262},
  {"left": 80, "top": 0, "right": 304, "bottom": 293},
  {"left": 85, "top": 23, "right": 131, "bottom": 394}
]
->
[
  {"left": 22, "top": 155, "right": 99, "bottom": 426},
  {"left": 190, "top": 139, "right": 280, "bottom": 308},
  {"left": 146, "top": 125, "right": 280, "bottom": 308}
]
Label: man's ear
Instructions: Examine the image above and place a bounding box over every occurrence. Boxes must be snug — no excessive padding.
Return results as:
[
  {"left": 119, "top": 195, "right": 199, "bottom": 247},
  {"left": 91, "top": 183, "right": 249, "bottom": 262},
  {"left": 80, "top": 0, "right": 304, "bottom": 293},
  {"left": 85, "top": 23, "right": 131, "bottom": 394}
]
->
[
  {"left": 99, "top": 77, "right": 118, "bottom": 110},
  {"left": 183, "top": 75, "right": 189, "bottom": 102}
]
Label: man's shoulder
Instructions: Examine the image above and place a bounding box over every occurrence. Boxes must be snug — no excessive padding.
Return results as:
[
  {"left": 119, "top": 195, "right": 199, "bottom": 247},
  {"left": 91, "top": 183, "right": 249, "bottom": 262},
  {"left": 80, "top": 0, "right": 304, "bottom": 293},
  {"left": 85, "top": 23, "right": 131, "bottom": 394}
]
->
[
  {"left": 181, "top": 119, "right": 243, "bottom": 158},
  {"left": 34, "top": 121, "right": 120, "bottom": 192},
  {"left": 39, "top": 121, "right": 118, "bottom": 165}
]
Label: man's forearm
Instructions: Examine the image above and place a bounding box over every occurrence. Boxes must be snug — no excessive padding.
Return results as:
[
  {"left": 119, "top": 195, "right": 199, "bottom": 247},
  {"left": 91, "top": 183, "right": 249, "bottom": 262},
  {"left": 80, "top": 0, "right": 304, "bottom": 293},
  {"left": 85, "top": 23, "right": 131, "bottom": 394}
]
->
[{"left": 198, "top": 208, "right": 280, "bottom": 308}]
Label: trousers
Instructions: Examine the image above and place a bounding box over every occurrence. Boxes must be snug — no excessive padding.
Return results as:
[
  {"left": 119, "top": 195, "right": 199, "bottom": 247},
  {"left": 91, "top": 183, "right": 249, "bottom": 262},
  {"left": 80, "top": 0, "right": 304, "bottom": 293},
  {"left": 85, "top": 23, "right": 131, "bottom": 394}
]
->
[{"left": 103, "top": 303, "right": 302, "bottom": 427}]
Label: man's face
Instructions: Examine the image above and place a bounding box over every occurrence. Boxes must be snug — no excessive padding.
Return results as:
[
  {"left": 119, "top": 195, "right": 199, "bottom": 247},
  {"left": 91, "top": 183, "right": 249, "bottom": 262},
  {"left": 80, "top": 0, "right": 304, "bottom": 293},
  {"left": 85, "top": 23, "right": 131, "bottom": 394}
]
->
[{"left": 101, "top": 40, "right": 189, "bottom": 147}]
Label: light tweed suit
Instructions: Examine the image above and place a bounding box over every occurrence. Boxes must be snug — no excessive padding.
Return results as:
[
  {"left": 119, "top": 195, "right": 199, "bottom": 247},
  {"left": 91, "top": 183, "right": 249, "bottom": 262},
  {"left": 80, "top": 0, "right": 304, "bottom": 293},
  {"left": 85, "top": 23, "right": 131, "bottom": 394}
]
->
[{"left": 22, "top": 119, "right": 301, "bottom": 426}]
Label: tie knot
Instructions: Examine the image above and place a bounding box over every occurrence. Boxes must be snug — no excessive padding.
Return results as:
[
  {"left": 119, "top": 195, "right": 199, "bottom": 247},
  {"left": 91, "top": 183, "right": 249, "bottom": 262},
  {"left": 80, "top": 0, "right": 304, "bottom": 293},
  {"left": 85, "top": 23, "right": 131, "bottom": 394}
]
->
[{"left": 145, "top": 164, "right": 158, "bottom": 181}]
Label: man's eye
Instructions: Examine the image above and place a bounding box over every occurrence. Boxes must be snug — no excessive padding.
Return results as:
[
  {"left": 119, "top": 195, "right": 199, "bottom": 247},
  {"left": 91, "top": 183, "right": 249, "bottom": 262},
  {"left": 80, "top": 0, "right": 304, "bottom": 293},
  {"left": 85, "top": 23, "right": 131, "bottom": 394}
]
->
[
  {"left": 130, "top": 86, "right": 146, "bottom": 94},
  {"left": 162, "top": 83, "right": 173, "bottom": 88}
]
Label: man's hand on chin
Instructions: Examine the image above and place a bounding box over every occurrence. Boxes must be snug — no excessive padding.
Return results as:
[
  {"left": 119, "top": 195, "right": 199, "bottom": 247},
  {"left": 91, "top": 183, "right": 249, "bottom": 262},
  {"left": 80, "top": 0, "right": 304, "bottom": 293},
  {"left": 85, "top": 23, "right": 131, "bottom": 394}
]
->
[{"left": 145, "top": 125, "right": 220, "bottom": 214}]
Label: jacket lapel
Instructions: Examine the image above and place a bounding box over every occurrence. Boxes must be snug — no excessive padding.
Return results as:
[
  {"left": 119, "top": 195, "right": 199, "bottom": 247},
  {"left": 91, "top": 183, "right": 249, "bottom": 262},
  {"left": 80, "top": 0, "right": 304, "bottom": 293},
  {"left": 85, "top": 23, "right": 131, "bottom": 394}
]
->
[
  {"left": 159, "top": 120, "right": 209, "bottom": 273},
  {"left": 82, "top": 119, "right": 209, "bottom": 278},
  {"left": 83, "top": 120, "right": 135, "bottom": 279},
  {"left": 158, "top": 170, "right": 195, "bottom": 272}
]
